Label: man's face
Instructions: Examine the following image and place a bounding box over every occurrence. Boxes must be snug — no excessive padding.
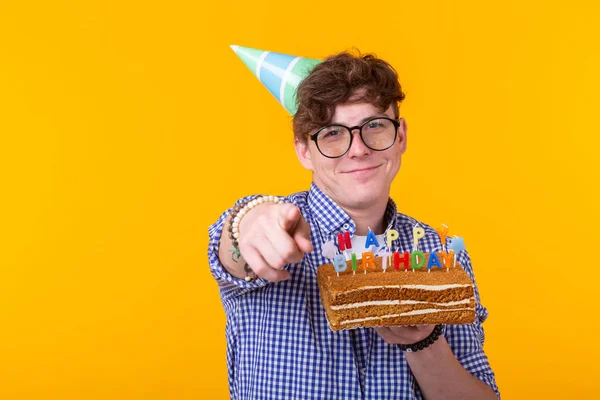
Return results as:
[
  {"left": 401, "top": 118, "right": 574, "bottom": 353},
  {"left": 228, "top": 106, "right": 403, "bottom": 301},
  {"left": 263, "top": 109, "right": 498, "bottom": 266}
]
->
[{"left": 295, "top": 100, "right": 407, "bottom": 210}]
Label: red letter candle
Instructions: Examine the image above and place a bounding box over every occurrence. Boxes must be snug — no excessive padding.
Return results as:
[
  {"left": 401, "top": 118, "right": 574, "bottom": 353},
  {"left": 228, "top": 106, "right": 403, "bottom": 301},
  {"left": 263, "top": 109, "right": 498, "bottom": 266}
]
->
[
  {"left": 337, "top": 232, "right": 352, "bottom": 252},
  {"left": 338, "top": 232, "right": 352, "bottom": 251},
  {"left": 394, "top": 251, "right": 410, "bottom": 271}
]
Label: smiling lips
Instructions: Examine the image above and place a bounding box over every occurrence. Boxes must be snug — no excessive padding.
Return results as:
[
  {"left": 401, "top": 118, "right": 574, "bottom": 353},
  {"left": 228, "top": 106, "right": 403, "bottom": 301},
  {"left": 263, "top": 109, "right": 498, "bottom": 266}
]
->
[{"left": 342, "top": 165, "right": 382, "bottom": 177}]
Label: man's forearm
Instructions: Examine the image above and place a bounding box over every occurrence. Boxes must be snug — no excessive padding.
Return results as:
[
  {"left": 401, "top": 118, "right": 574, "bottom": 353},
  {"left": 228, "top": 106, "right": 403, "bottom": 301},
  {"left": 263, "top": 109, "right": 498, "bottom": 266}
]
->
[
  {"left": 405, "top": 336, "right": 497, "bottom": 400},
  {"left": 217, "top": 213, "right": 249, "bottom": 279}
]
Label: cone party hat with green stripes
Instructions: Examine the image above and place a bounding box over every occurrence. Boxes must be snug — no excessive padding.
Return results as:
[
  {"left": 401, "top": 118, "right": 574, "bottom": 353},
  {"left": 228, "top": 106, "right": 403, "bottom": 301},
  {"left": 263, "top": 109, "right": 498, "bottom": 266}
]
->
[{"left": 230, "top": 45, "right": 321, "bottom": 115}]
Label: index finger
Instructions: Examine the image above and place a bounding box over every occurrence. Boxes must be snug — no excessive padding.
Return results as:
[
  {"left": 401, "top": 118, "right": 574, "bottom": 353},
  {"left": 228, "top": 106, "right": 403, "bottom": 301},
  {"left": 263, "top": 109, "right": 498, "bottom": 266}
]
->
[{"left": 292, "top": 215, "right": 313, "bottom": 253}]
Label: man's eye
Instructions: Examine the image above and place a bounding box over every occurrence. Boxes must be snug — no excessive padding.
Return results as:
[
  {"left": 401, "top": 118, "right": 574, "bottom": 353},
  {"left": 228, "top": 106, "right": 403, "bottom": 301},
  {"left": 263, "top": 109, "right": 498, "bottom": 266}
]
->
[
  {"left": 324, "top": 129, "right": 341, "bottom": 138},
  {"left": 368, "top": 121, "right": 382, "bottom": 128}
]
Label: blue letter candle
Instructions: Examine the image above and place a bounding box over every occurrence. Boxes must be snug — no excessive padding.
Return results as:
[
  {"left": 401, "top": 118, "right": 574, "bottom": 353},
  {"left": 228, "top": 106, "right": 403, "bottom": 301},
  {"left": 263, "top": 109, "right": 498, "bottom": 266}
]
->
[
  {"left": 365, "top": 229, "right": 380, "bottom": 249},
  {"left": 333, "top": 254, "right": 347, "bottom": 274},
  {"left": 426, "top": 252, "right": 443, "bottom": 272}
]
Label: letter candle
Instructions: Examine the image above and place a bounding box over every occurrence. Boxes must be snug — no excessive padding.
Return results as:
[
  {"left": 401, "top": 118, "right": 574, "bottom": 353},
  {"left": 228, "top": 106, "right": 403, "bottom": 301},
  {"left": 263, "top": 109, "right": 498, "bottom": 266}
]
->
[
  {"left": 386, "top": 229, "right": 399, "bottom": 249},
  {"left": 337, "top": 231, "right": 352, "bottom": 260},
  {"left": 395, "top": 251, "right": 410, "bottom": 271},
  {"left": 362, "top": 252, "right": 376, "bottom": 274},
  {"left": 436, "top": 224, "right": 449, "bottom": 252},
  {"left": 437, "top": 250, "right": 455, "bottom": 271},
  {"left": 427, "top": 252, "right": 443, "bottom": 272},
  {"left": 365, "top": 227, "right": 380, "bottom": 254},
  {"left": 448, "top": 236, "right": 466, "bottom": 268},
  {"left": 380, "top": 251, "right": 392, "bottom": 272},
  {"left": 332, "top": 254, "right": 347, "bottom": 277},
  {"left": 413, "top": 224, "right": 425, "bottom": 251},
  {"left": 411, "top": 251, "right": 426, "bottom": 271}
]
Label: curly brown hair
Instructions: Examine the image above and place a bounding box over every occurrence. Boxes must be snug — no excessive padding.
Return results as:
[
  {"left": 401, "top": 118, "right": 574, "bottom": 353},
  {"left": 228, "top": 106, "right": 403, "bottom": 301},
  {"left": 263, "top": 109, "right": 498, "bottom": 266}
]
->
[{"left": 293, "top": 50, "right": 405, "bottom": 143}]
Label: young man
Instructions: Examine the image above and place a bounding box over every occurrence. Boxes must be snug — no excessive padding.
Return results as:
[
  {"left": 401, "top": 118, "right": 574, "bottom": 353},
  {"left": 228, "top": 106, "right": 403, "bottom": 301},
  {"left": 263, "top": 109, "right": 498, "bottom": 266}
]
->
[{"left": 208, "top": 50, "right": 500, "bottom": 399}]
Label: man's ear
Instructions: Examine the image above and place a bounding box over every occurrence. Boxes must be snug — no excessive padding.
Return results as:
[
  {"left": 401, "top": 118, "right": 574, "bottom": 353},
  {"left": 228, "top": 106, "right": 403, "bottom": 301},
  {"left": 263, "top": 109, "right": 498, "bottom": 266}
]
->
[
  {"left": 397, "top": 118, "right": 408, "bottom": 155},
  {"left": 294, "top": 137, "right": 314, "bottom": 171}
]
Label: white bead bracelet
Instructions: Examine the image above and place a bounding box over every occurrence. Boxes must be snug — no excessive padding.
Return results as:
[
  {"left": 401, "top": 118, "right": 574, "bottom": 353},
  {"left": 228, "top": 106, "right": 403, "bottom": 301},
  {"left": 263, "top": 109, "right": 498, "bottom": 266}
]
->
[{"left": 228, "top": 195, "right": 285, "bottom": 248}]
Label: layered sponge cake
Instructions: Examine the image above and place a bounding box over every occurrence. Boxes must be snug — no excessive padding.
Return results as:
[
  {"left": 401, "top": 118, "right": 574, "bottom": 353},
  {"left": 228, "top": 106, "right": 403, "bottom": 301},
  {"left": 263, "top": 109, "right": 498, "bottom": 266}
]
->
[{"left": 317, "top": 256, "right": 475, "bottom": 331}]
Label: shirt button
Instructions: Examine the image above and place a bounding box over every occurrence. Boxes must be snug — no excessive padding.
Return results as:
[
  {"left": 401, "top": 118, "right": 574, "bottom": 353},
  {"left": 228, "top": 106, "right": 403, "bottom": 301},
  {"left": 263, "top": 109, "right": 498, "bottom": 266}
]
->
[{"left": 342, "top": 223, "right": 350, "bottom": 230}]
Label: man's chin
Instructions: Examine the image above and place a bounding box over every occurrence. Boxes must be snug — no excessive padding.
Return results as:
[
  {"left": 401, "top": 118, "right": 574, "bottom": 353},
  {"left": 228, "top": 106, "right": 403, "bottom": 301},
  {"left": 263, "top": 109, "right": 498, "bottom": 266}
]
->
[{"left": 352, "top": 180, "right": 384, "bottom": 194}]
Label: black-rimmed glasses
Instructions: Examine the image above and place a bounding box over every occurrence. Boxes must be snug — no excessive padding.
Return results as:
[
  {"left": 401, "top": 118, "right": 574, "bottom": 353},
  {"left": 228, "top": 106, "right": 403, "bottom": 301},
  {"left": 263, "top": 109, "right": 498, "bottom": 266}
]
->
[{"left": 308, "top": 117, "right": 401, "bottom": 158}]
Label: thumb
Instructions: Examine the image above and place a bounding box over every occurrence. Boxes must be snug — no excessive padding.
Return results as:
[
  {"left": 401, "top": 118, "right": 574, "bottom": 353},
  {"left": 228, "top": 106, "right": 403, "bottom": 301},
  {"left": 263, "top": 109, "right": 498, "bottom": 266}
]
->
[{"left": 278, "top": 203, "right": 301, "bottom": 232}]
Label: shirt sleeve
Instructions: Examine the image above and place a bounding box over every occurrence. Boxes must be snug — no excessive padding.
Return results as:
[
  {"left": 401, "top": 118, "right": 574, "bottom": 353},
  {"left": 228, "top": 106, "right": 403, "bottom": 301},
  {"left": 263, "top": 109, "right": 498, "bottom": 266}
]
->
[
  {"left": 207, "top": 195, "right": 274, "bottom": 314},
  {"left": 443, "top": 248, "right": 501, "bottom": 399}
]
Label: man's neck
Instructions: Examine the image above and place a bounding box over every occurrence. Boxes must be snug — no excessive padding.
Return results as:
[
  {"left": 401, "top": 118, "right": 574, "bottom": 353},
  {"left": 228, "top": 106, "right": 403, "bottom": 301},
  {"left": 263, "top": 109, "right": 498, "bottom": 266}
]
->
[
  {"left": 312, "top": 180, "right": 391, "bottom": 236},
  {"left": 342, "top": 197, "right": 389, "bottom": 236}
]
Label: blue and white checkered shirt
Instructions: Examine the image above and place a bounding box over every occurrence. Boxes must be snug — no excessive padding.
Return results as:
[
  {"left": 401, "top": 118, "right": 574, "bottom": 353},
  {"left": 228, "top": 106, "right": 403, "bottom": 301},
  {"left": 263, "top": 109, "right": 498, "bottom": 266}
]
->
[{"left": 208, "top": 183, "right": 500, "bottom": 399}]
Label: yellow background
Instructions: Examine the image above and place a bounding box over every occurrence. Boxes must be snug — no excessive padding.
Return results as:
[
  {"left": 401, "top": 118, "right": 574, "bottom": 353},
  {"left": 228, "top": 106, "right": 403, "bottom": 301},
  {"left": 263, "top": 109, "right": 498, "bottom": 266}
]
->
[{"left": 1, "top": 0, "right": 599, "bottom": 398}]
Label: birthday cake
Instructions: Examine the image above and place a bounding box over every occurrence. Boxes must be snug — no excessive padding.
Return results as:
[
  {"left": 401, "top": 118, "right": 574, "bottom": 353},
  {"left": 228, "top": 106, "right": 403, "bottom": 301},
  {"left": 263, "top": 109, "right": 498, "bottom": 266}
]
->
[{"left": 317, "top": 228, "right": 476, "bottom": 331}]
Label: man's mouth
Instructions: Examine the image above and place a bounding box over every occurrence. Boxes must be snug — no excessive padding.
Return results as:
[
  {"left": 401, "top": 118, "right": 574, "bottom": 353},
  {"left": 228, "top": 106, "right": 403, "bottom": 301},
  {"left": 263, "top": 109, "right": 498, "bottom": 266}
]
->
[{"left": 342, "top": 165, "right": 382, "bottom": 175}]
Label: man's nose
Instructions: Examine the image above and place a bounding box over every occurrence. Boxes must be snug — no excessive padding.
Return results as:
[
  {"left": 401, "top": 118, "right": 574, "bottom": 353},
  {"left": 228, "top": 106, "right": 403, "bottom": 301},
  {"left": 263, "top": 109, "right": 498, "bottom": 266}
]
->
[{"left": 346, "top": 129, "right": 371, "bottom": 157}]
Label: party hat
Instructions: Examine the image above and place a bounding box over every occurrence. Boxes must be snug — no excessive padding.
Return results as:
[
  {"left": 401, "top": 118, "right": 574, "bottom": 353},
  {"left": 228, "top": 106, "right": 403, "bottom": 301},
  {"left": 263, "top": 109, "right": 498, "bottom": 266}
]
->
[{"left": 230, "top": 45, "right": 321, "bottom": 115}]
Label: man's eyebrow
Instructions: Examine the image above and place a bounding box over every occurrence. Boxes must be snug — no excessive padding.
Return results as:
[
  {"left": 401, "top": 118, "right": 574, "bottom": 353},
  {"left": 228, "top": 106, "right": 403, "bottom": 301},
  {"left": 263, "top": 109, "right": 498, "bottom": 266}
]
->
[{"left": 330, "top": 114, "right": 390, "bottom": 126}]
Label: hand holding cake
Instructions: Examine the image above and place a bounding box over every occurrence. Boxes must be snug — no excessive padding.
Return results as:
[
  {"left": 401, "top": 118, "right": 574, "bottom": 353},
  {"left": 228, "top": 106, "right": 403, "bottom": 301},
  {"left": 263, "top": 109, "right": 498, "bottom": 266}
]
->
[{"left": 374, "top": 324, "right": 436, "bottom": 346}]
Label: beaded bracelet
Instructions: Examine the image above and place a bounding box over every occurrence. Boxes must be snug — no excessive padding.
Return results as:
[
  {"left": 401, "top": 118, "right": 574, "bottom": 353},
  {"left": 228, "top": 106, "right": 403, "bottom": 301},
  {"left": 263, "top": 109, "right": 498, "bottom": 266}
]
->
[
  {"left": 227, "top": 196, "right": 285, "bottom": 249},
  {"left": 227, "top": 200, "right": 251, "bottom": 252},
  {"left": 396, "top": 324, "right": 443, "bottom": 353},
  {"left": 226, "top": 196, "right": 285, "bottom": 281}
]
